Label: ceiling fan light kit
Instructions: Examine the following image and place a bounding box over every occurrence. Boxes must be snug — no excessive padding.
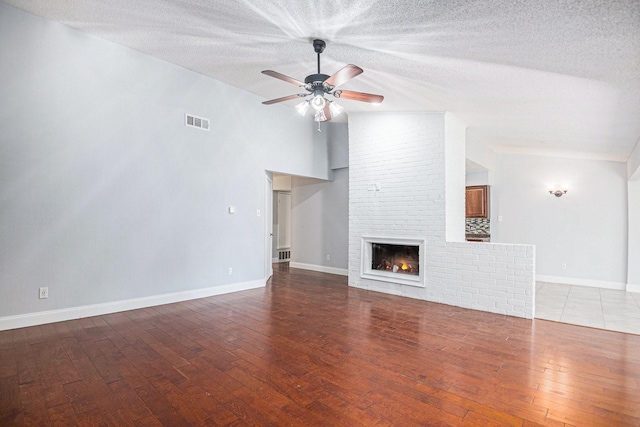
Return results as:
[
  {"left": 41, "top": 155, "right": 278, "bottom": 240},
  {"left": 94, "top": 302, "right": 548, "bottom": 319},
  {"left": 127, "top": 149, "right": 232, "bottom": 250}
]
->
[
  {"left": 261, "top": 39, "right": 384, "bottom": 124},
  {"left": 295, "top": 101, "right": 310, "bottom": 116},
  {"left": 310, "top": 93, "right": 326, "bottom": 111},
  {"left": 329, "top": 101, "right": 344, "bottom": 117}
]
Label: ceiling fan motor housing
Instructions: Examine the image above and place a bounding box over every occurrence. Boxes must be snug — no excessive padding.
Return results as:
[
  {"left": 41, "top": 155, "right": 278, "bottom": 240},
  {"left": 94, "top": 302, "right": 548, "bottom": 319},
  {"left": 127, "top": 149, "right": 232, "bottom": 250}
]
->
[
  {"left": 305, "top": 74, "right": 330, "bottom": 85},
  {"left": 313, "top": 39, "right": 326, "bottom": 54}
]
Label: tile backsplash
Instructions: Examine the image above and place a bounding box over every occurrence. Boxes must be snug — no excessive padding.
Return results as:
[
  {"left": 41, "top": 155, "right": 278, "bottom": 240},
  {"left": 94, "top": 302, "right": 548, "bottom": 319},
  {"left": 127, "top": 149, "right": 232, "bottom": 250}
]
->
[{"left": 466, "top": 218, "right": 490, "bottom": 234}]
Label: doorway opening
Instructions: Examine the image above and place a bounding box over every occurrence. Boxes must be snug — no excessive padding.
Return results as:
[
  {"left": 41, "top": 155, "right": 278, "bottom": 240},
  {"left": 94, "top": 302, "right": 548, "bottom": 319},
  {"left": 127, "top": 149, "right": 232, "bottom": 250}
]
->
[{"left": 271, "top": 174, "right": 293, "bottom": 265}]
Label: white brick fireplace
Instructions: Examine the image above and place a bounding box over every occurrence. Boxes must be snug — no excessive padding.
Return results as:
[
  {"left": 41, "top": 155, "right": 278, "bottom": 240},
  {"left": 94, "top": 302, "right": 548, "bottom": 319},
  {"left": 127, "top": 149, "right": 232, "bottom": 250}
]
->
[{"left": 348, "top": 112, "right": 535, "bottom": 319}]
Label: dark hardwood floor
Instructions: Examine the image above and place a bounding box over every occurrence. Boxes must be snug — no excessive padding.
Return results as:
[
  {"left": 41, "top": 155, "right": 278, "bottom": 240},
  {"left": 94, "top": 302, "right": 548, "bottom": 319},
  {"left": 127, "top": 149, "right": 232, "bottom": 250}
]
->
[{"left": 2, "top": 264, "right": 640, "bottom": 426}]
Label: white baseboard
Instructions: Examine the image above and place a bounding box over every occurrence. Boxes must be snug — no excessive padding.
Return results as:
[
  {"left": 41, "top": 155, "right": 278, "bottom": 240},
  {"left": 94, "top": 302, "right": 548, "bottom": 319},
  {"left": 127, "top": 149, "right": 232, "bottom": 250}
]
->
[
  {"left": 627, "top": 283, "right": 640, "bottom": 293},
  {"left": 536, "top": 275, "right": 626, "bottom": 290},
  {"left": 289, "top": 262, "right": 348, "bottom": 276},
  {"left": 0, "top": 279, "right": 265, "bottom": 332}
]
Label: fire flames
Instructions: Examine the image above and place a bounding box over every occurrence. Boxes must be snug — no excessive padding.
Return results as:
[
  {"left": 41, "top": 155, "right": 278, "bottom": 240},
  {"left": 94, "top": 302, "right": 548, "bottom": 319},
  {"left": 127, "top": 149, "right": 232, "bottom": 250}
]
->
[
  {"left": 376, "top": 259, "right": 417, "bottom": 274},
  {"left": 371, "top": 243, "right": 420, "bottom": 276}
]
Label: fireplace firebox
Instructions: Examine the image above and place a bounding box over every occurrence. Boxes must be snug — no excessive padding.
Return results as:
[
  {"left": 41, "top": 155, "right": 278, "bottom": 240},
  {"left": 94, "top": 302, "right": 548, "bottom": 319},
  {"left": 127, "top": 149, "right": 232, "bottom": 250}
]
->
[
  {"left": 371, "top": 243, "right": 419, "bottom": 275},
  {"left": 360, "top": 237, "right": 425, "bottom": 287}
]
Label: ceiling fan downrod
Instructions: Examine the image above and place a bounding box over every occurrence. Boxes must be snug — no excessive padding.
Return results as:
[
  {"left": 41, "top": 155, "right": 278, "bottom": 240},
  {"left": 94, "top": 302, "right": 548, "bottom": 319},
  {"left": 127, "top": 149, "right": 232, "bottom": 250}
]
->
[
  {"left": 305, "top": 40, "right": 330, "bottom": 87},
  {"left": 313, "top": 39, "right": 325, "bottom": 75}
]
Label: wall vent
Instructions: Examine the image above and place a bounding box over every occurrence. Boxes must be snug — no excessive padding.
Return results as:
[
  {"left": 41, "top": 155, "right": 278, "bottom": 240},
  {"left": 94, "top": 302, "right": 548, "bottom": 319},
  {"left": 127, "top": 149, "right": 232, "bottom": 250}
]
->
[
  {"left": 277, "top": 249, "right": 291, "bottom": 262},
  {"left": 185, "top": 114, "right": 210, "bottom": 131}
]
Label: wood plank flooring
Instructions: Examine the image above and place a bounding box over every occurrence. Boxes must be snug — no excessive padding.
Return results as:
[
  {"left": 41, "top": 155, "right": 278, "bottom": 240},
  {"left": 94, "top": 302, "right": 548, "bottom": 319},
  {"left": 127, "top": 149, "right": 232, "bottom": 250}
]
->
[{"left": 2, "top": 264, "right": 640, "bottom": 426}]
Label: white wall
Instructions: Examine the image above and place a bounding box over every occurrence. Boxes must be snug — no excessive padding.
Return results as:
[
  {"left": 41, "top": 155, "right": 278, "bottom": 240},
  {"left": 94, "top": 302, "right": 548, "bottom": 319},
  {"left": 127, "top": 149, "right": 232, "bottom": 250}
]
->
[
  {"left": 628, "top": 140, "right": 640, "bottom": 291},
  {"left": 466, "top": 141, "right": 495, "bottom": 171},
  {"left": 629, "top": 179, "right": 640, "bottom": 292},
  {"left": 465, "top": 171, "right": 491, "bottom": 186},
  {"left": 0, "top": 4, "right": 329, "bottom": 326},
  {"left": 289, "top": 168, "right": 349, "bottom": 274},
  {"left": 628, "top": 139, "right": 640, "bottom": 180},
  {"left": 273, "top": 175, "right": 292, "bottom": 191},
  {"left": 445, "top": 113, "right": 467, "bottom": 242},
  {"left": 491, "top": 153, "right": 628, "bottom": 288},
  {"left": 276, "top": 192, "right": 292, "bottom": 249}
]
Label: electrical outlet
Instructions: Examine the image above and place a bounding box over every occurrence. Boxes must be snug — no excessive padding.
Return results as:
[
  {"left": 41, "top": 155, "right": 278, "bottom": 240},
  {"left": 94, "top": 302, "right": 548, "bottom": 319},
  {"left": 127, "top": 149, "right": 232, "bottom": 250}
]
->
[
  {"left": 326, "top": 254, "right": 331, "bottom": 261},
  {"left": 228, "top": 267, "right": 233, "bottom": 275},
  {"left": 561, "top": 263, "right": 567, "bottom": 270},
  {"left": 257, "top": 209, "right": 261, "bottom": 217},
  {"left": 39, "top": 287, "right": 48, "bottom": 299}
]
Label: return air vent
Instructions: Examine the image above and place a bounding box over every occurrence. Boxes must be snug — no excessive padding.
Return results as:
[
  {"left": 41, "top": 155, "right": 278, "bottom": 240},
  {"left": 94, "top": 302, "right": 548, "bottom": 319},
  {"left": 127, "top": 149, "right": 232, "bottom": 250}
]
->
[
  {"left": 185, "top": 114, "right": 210, "bottom": 131},
  {"left": 278, "top": 249, "right": 291, "bottom": 261}
]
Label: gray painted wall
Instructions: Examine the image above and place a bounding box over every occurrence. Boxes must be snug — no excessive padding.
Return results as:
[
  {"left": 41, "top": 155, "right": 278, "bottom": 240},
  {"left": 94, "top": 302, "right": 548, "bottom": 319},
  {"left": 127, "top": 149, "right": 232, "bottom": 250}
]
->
[
  {"left": 0, "top": 4, "right": 329, "bottom": 317},
  {"left": 629, "top": 178, "right": 640, "bottom": 290},
  {"left": 628, "top": 143, "right": 640, "bottom": 291},
  {"left": 491, "top": 153, "right": 628, "bottom": 285},
  {"left": 290, "top": 168, "right": 349, "bottom": 270},
  {"left": 328, "top": 123, "right": 349, "bottom": 169}
]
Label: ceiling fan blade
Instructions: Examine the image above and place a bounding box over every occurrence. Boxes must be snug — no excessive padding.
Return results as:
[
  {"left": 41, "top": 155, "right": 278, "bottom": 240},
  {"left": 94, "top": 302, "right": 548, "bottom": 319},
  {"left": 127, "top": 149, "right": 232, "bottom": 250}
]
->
[
  {"left": 324, "top": 64, "right": 363, "bottom": 88},
  {"left": 334, "top": 90, "right": 384, "bottom": 104},
  {"left": 262, "top": 70, "right": 306, "bottom": 87},
  {"left": 321, "top": 103, "right": 331, "bottom": 122},
  {"left": 262, "top": 94, "right": 307, "bottom": 105}
]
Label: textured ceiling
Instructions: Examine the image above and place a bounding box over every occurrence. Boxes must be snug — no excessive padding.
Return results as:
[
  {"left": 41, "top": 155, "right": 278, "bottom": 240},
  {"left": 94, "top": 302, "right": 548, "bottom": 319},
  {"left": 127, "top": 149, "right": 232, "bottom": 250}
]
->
[{"left": 3, "top": 0, "right": 640, "bottom": 161}]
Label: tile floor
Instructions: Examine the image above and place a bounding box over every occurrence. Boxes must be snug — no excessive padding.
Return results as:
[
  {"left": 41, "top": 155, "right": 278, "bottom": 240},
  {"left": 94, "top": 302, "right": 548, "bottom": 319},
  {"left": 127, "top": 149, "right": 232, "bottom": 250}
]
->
[{"left": 536, "top": 282, "right": 640, "bottom": 335}]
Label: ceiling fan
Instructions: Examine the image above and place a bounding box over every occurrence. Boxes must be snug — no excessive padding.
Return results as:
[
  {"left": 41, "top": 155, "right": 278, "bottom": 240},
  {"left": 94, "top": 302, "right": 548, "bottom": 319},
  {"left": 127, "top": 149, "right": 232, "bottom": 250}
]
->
[{"left": 261, "top": 39, "right": 384, "bottom": 123}]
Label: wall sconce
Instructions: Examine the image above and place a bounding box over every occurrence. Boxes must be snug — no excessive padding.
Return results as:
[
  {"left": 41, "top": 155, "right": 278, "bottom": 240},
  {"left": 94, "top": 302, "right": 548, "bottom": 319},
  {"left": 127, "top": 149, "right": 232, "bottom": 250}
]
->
[{"left": 548, "top": 185, "right": 568, "bottom": 197}]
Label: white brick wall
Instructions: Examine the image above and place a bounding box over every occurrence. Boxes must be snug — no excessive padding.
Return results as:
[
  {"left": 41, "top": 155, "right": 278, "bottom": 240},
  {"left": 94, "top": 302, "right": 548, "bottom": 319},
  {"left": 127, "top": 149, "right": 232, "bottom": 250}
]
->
[{"left": 348, "top": 112, "right": 535, "bottom": 319}]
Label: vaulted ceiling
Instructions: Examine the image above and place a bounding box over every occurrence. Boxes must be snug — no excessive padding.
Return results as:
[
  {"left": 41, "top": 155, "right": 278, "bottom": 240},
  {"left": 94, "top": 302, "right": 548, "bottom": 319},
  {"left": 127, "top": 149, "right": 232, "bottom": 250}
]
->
[{"left": 4, "top": 0, "right": 639, "bottom": 161}]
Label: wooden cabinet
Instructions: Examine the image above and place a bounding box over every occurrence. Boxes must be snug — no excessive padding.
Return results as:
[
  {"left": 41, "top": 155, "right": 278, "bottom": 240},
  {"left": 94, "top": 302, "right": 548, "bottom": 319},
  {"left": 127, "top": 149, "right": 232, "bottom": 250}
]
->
[{"left": 466, "top": 185, "right": 489, "bottom": 218}]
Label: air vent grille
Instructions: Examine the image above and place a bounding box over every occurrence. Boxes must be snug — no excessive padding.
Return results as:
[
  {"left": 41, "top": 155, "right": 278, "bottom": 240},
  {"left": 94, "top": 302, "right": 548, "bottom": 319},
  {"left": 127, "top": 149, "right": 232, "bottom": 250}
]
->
[
  {"left": 278, "top": 249, "right": 291, "bottom": 261},
  {"left": 185, "top": 114, "right": 210, "bottom": 131}
]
